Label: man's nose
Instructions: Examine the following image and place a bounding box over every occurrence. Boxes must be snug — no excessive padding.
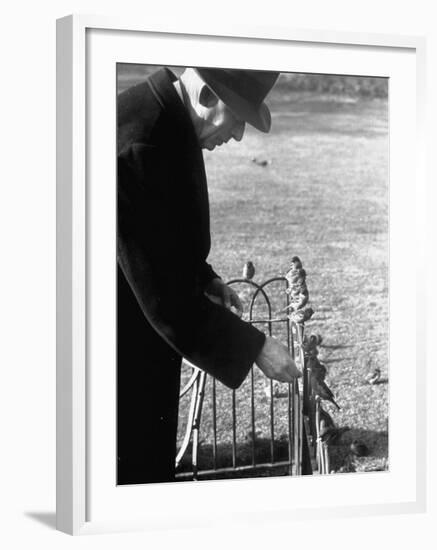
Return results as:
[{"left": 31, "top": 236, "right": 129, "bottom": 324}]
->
[{"left": 232, "top": 121, "right": 245, "bottom": 142}]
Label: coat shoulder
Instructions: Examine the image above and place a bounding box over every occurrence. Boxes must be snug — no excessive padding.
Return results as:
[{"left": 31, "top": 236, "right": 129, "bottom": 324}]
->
[{"left": 117, "top": 78, "right": 162, "bottom": 155}]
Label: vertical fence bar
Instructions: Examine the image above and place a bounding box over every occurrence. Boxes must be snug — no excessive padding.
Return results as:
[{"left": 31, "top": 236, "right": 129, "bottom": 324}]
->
[
  {"left": 190, "top": 377, "right": 199, "bottom": 480},
  {"left": 315, "top": 397, "right": 324, "bottom": 474},
  {"left": 285, "top": 279, "right": 293, "bottom": 472},
  {"left": 290, "top": 323, "right": 300, "bottom": 475},
  {"left": 297, "top": 323, "right": 305, "bottom": 473},
  {"left": 269, "top": 379, "right": 274, "bottom": 463},
  {"left": 294, "top": 381, "right": 301, "bottom": 475},
  {"left": 250, "top": 368, "right": 256, "bottom": 466},
  {"left": 287, "top": 382, "right": 293, "bottom": 475},
  {"left": 324, "top": 444, "right": 330, "bottom": 474},
  {"left": 232, "top": 389, "right": 237, "bottom": 469},
  {"left": 192, "top": 371, "right": 207, "bottom": 481},
  {"left": 175, "top": 371, "right": 199, "bottom": 470},
  {"left": 212, "top": 377, "right": 217, "bottom": 470},
  {"left": 268, "top": 317, "right": 274, "bottom": 462}
]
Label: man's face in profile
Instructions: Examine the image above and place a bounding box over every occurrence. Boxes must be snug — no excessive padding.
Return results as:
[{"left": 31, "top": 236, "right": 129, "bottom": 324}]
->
[{"left": 197, "top": 98, "right": 246, "bottom": 151}]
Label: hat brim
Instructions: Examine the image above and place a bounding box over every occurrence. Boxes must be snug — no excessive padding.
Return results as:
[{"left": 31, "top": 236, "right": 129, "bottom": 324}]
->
[{"left": 195, "top": 68, "right": 273, "bottom": 133}]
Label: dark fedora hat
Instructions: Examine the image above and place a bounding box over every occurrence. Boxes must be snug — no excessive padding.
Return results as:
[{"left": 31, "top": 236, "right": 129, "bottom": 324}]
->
[{"left": 194, "top": 68, "right": 280, "bottom": 133}]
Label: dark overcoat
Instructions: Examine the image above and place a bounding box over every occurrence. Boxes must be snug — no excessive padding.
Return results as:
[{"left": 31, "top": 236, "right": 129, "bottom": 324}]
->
[{"left": 117, "top": 68, "right": 265, "bottom": 483}]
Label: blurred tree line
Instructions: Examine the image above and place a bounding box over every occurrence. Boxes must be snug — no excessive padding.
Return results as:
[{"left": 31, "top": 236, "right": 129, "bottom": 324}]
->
[
  {"left": 276, "top": 72, "right": 387, "bottom": 98},
  {"left": 117, "top": 64, "right": 388, "bottom": 98}
]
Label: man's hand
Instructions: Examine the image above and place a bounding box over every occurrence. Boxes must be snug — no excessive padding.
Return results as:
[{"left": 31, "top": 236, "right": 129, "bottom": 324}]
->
[
  {"left": 204, "top": 277, "right": 243, "bottom": 317},
  {"left": 255, "top": 336, "right": 302, "bottom": 382}
]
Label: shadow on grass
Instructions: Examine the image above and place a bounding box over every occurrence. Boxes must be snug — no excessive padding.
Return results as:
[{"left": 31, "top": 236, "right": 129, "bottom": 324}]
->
[
  {"left": 373, "top": 377, "right": 388, "bottom": 385},
  {"left": 177, "top": 436, "right": 292, "bottom": 474},
  {"left": 177, "top": 429, "right": 388, "bottom": 478},
  {"left": 320, "top": 344, "right": 355, "bottom": 350},
  {"left": 324, "top": 356, "right": 353, "bottom": 364},
  {"left": 327, "top": 428, "right": 388, "bottom": 472}
]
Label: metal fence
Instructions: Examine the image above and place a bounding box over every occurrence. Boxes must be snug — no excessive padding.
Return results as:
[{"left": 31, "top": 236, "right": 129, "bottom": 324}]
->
[{"left": 175, "top": 259, "right": 329, "bottom": 480}]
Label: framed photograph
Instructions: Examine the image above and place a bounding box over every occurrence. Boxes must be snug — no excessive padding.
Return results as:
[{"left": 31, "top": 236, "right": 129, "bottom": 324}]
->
[{"left": 56, "top": 14, "right": 426, "bottom": 535}]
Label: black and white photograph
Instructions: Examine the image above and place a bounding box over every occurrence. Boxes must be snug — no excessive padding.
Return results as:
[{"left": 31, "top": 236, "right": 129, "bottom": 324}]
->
[{"left": 116, "top": 63, "right": 389, "bottom": 485}]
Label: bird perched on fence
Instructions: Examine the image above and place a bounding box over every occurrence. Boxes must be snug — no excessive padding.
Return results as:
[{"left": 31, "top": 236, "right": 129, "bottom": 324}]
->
[
  {"left": 303, "top": 341, "right": 318, "bottom": 357},
  {"left": 307, "top": 356, "right": 327, "bottom": 381},
  {"left": 286, "top": 268, "right": 306, "bottom": 286},
  {"left": 311, "top": 374, "right": 341, "bottom": 410},
  {"left": 288, "top": 256, "right": 303, "bottom": 272},
  {"left": 302, "top": 333, "right": 322, "bottom": 357},
  {"left": 350, "top": 440, "right": 369, "bottom": 457},
  {"left": 365, "top": 367, "right": 381, "bottom": 385},
  {"left": 309, "top": 333, "right": 323, "bottom": 346},
  {"left": 242, "top": 261, "right": 255, "bottom": 280},
  {"left": 278, "top": 256, "right": 313, "bottom": 317},
  {"left": 283, "top": 267, "right": 309, "bottom": 311},
  {"left": 320, "top": 425, "right": 350, "bottom": 445},
  {"left": 291, "top": 307, "right": 314, "bottom": 324}
]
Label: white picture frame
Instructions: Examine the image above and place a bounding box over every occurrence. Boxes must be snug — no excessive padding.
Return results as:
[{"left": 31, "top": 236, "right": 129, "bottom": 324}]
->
[{"left": 56, "top": 14, "right": 427, "bottom": 535}]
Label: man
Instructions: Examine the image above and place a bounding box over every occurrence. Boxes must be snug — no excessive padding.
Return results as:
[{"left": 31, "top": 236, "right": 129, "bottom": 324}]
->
[{"left": 117, "top": 66, "right": 301, "bottom": 484}]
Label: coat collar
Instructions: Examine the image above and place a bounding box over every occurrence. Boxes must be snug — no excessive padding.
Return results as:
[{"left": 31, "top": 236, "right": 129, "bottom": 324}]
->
[{"left": 147, "top": 68, "right": 199, "bottom": 146}]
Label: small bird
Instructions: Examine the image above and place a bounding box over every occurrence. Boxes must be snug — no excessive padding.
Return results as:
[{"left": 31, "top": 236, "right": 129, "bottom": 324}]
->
[
  {"left": 310, "top": 333, "right": 323, "bottom": 346},
  {"left": 285, "top": 268, "right": 307, "bottom": 286},
  {"left": 311, "top": 375, "right": 341, "bottom": 410},
  {"left": 291, "top": 307, "right": 314, "bottom": 323},
  {"left": 277, "top": 286, "right": 308, "bottom": 314},
  {"left": 350, "top": 440, "right": 369, "bottom": 457},
  {"left": 242, "top": 261, "right": 255, "bottom": 280},
  {"left": 289, "top": 288, "right": 309, "bottom": 310},
  {"left": 302, "top": 335, "right": 319, "bottom": 357},
  {"left": 365, "top": 367, "right": 381, "bottom": 385},
  {"left": 251, "top": 157, "right": 272, "bottom": 167},
  {"left": 320, "top": 426, "right": 350, "bottom": 445},
  {"left": 286, "top": 256, "right": 303, "bottom": 274},
  {"left": 307, "top": 356, "right": 327, "bottom": 380},
  {"left": 312, "top": 363, "right": 327, "bottom": 382}
]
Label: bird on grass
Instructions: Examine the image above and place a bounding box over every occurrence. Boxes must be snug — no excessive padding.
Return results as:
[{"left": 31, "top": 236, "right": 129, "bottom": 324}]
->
[
  {"left": 320, "top": 426, "right": 350, "bottom": 445},
  {"left": 311, "top": 375, "right": 341, "bottom": 410},
  {"left": 365, "top": 367, "right": 381, "bottom": 385},
  {"left": 251, "top": 157, "right": 272, "bottom": 167},
  {"left": 242, "top": 261, "right": 255, "bottom": 280},
  {"left": 350, "top": 440, "right": 369, "bottom": 457}
]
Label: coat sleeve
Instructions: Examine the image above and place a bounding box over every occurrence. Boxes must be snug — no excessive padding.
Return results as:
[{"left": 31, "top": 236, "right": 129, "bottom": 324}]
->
[
  {"left": 117, "top": 143, "right": 265, "bottom": 389},
  {"left": 198, "top": 261, "right": 220, "bottom": 288}
]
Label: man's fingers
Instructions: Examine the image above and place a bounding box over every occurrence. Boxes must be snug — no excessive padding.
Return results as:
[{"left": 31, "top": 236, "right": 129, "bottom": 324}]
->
[{"left": 290, "top": 362, "right": 302, "bottom": 378}]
